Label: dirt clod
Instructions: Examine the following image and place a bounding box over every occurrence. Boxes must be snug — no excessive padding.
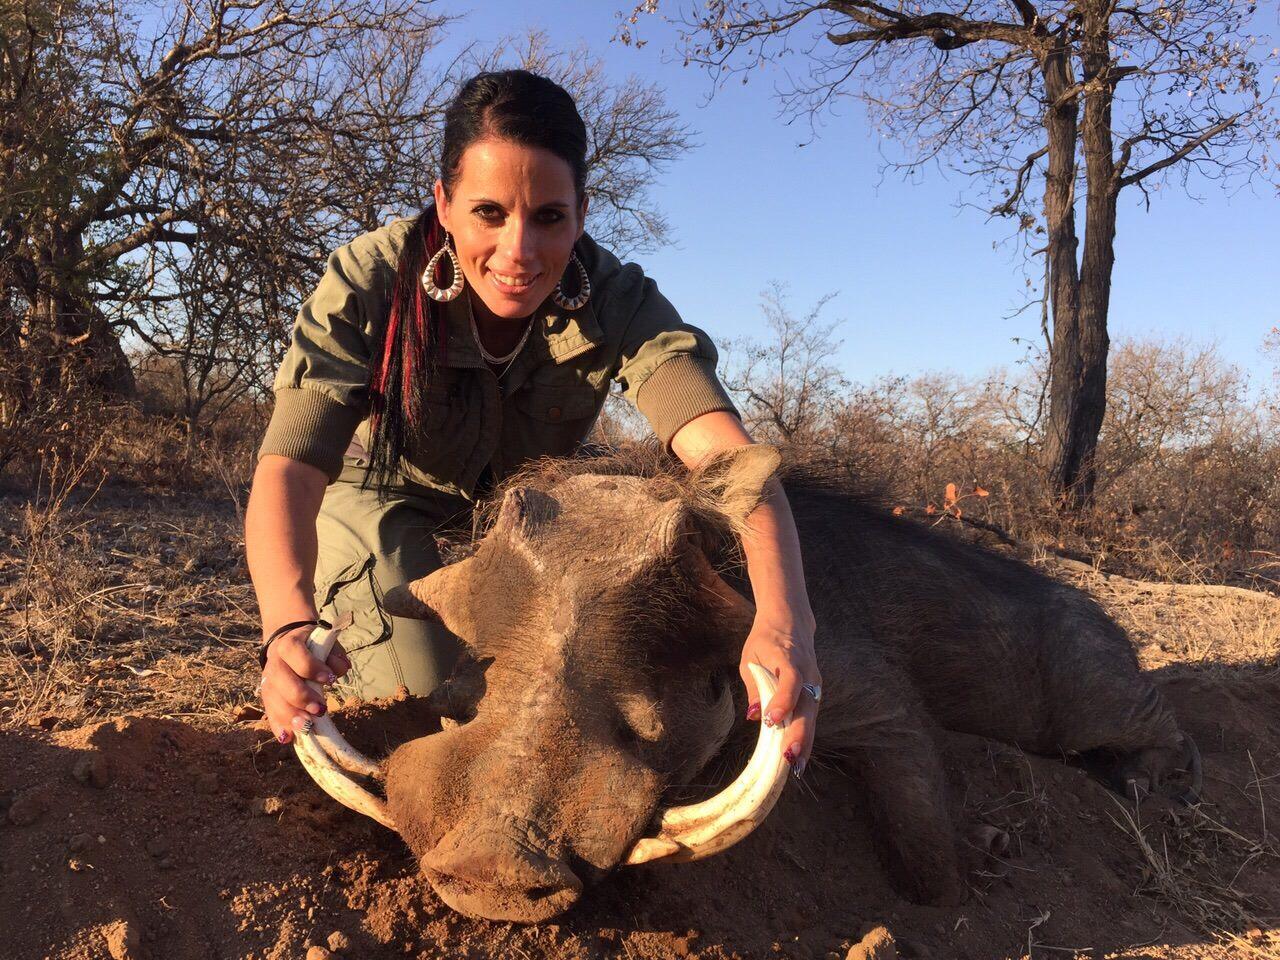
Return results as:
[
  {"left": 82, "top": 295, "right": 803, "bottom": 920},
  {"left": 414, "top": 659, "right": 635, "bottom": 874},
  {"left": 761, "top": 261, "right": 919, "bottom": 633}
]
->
[
  {"left": 7, "top": 789, "right": 46, "bottom": 826},
  {"left": 68, "top": 832, "right": 95, "bottom": 854},
  {"left": 327, "top": 931, "right": 352, "bottom": 952},
  {"left": 103, "top": 920, "right": 141, "bottom": 960},
  {"left": 232, "top": 703, "right": 263, "bottom": 723},
  {"left": 846, "top": 926, "right": 896, "bottom": 960},
  {"left": 251, "top": 796, "right": 284, "bottom": 816},
  {"left": 71, "top": 752, "right": 112, "bottom": 788},
  {"left": 305, "top": 947, "right": 335, "bottom": 960}
]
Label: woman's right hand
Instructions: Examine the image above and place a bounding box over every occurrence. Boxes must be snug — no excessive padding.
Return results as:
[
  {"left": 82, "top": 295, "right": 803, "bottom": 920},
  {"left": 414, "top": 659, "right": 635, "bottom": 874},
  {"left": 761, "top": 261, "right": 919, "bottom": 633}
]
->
[{"left": 259, "top": 625, "right": 351, "bottom": 743}]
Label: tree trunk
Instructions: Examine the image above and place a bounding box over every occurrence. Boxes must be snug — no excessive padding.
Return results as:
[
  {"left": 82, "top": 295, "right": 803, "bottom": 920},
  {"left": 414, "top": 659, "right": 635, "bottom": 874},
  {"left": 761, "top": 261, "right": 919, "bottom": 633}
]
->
[
  {"left": 31, "top": 226, "right": 137, "bottom": 399},
  {"left": 1065, "top": 3, "right": 1120, "bottom": 510},
  {"left": 1039, "top": 28, "right": 1091, "bottom": 508}
]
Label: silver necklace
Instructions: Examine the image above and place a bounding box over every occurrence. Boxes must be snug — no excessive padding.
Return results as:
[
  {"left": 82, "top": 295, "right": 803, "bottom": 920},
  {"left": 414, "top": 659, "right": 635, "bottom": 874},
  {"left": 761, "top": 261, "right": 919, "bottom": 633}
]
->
[{"left": 470, "top": 308, "right": 533, "bottom": 379}]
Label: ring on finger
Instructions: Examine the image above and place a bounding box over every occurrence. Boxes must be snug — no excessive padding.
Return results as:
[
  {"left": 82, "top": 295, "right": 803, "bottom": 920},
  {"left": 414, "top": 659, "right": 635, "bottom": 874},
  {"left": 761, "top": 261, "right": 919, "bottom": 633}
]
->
[{"left": 801, "top": 681, "right": 823, "bottom": 704}]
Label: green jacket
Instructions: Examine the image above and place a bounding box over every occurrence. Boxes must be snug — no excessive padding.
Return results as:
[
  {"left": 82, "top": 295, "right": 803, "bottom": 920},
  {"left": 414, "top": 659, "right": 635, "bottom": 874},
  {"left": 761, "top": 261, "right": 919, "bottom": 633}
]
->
[{"left": 259, "top": 217, "right": 737, "bottom": 497}]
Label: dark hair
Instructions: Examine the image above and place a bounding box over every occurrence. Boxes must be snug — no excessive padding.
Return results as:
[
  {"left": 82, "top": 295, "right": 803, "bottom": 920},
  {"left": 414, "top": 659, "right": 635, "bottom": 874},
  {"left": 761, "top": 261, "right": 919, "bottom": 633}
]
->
[{"left": 365, "top": 70, "right": 589, "bottom": 491}]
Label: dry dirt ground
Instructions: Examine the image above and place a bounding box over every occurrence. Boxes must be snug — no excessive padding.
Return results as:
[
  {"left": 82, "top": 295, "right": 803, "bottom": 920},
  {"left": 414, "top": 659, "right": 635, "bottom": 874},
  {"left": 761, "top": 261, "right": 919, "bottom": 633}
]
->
[{"left": 2, "top": 486, "right": 1280, "bottom": 960}]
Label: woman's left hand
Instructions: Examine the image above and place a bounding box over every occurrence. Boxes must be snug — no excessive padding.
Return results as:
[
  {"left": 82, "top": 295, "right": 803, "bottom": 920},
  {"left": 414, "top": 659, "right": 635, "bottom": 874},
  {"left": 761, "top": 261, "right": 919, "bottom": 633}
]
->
[{"left": 739, "top": 607, "right": 821, "bottom": 779}]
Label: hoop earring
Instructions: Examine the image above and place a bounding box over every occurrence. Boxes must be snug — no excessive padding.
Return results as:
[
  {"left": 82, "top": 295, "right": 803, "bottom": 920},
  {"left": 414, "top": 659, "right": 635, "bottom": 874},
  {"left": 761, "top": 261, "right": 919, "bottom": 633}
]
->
[
  {"left": 552, "top": 252, "right": 591, "bottom": 311},
  {"left": 422, "top": 233, "right": 464, "bottom": 302}
]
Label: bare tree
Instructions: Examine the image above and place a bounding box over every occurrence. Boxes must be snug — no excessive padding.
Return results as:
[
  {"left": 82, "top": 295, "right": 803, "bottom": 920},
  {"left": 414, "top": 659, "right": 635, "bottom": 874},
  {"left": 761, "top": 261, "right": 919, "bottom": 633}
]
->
[
  {"left": 720, "top": 282, "right": 847, "bottom": 442},
  {"left": 1, "top": 0, "right": 454, "bottom": 414},
  {"left": 1097, "top": 336, "right": 1247, "bottom": 491},
  {"left": 622, "top": 0, "right": 1278, "bottom": 509}
]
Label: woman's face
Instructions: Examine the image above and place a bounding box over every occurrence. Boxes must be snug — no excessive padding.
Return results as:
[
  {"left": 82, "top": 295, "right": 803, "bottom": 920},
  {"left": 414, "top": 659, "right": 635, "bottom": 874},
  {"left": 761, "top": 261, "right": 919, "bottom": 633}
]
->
[{"left": 435, "top": 138, "right": 587, "bottom": 323}]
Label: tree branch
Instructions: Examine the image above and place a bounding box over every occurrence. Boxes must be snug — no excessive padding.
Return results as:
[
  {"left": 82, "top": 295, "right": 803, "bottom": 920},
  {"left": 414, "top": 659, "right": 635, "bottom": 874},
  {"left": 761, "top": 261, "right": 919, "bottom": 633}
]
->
[
  {"left": 1118, "top": 114, "right": 1242, "bottom": 188},
  {"left": 88, "top": 210, "right": 184, "bottom": 262}
]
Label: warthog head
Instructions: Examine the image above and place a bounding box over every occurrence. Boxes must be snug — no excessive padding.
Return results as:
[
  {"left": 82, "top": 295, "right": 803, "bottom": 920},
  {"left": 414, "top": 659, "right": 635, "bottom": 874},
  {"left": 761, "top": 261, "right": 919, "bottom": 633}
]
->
[{"left": 291, "top": 445, "right": 793, "bottom": 922}]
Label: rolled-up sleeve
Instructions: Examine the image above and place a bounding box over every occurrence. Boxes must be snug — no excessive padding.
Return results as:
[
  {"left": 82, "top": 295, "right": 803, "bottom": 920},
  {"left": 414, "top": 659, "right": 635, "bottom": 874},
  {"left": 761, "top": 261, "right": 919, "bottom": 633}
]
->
[
  {"left": 259, "top": 222, "right": 405, "bottom": 480},
  {"left": 613, "top": 277, "right": 738, "bottom": 447}
]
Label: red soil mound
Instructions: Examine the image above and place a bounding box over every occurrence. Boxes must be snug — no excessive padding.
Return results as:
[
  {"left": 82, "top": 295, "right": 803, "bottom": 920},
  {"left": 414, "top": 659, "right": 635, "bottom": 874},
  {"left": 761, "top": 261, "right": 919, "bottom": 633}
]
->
[{"left": 3, "top": 676, "right": 1278, "bottom": 960}]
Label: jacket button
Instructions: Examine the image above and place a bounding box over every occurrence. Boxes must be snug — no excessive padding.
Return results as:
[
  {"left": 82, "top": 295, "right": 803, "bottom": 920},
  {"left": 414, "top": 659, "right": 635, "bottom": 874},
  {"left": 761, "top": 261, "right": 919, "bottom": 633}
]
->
[{"left": 547, "top": 406, "right": 563, "bottom": 422}]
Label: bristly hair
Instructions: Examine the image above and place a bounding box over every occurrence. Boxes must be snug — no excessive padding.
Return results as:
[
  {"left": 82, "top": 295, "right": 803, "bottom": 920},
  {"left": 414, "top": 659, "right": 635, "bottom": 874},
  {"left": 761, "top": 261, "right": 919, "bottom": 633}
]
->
[
  {"left": 365, "top": 207, "right": 448, "bottom": 493},
  {"left": 477, "top": 441, "right": 892, "bottom": 548}
]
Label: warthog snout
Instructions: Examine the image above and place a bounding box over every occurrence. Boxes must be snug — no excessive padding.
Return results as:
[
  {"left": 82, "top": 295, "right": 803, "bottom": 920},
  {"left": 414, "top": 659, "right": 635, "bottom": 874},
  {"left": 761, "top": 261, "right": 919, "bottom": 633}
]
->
[{"left": 422, "top": 823, "right": 585, "bottom": 923}]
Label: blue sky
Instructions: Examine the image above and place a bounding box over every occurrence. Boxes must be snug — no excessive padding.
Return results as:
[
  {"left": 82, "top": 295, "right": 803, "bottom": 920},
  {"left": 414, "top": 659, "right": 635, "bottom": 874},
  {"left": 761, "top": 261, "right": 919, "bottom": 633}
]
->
[{"left": 434, "top": 2, "right": 1279, "bottom": 391}]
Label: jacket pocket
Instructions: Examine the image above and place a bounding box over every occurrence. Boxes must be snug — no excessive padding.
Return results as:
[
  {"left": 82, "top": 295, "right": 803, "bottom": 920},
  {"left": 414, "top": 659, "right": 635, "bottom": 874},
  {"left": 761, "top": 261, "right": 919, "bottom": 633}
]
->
[
  {"left": 510, "top": 383, "right": 603, "bottom": 461},
  {"left": 513, "top": 383, "right": 600, "bottom": 424},
  {"left": 421, "top": 381, "right": 460, "bottom": 430},
  {"left": 313, "top": 552, "right": 392, "bottom": 654}
]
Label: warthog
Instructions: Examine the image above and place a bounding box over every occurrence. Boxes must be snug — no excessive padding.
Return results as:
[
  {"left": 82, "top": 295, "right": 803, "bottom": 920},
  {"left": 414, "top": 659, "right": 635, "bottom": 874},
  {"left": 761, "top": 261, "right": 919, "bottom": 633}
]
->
[{"left": 291, "top": 445, "right": 1200, "bottom": 923}]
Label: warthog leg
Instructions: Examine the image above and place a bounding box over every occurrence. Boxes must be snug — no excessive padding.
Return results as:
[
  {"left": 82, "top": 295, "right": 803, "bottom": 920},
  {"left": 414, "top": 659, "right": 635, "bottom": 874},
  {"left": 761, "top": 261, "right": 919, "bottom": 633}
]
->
[{"left": 291, "top": 618, "right": 396, "bottom": 830}]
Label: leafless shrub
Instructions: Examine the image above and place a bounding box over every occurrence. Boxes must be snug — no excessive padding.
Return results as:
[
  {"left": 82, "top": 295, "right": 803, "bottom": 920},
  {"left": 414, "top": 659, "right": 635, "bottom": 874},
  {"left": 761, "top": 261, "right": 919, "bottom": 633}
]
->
[
  {"left": 721, "top": 291, "right": 1278, "bottom": 587},
  {"left": 720, "top": 283, "right": 847, "bottom": 445}
]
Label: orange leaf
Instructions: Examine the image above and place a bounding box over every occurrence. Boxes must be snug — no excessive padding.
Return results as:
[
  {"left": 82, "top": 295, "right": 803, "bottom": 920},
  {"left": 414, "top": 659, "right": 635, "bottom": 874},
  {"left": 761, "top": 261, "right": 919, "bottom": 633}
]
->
[
  {"left": 944, "top": 482, "right": 958, "bottom": 506},
  {"left": 892, "top": 505, "right": 905, "bottom": 516},
  {"left": 953, "top": 505, "right": 962, "bottom": 518},
  {"left": 925, "top": 503, "right": 937, "bottom": 515},
  {"left": 974, "top": 485, "right": 990, "bottom": 498}
]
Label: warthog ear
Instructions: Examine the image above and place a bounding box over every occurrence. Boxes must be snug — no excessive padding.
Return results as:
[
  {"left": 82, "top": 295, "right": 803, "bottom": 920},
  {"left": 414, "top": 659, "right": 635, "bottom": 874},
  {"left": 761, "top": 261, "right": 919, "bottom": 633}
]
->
[
  {"left": 493, "top": 486, "right": 559, "bottom": 538},
  {"left": 647, "top": 498, "right": 691, "bottom": 557},
  {"left": 685, "top": 547, "right": 755, "bottom": 642},
  {"left": 694, "top": 444, "right": 782, "bottom": 528},
  {"left": 383, "top": 556, "right": 477, "bottom": 638}
]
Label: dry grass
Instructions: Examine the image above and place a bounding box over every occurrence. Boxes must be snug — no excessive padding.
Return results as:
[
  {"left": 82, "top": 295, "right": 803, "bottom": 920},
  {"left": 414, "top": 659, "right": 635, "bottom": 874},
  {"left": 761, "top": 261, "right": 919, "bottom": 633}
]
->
[
  {"left": 1106, "top": 797, "right": 1277, "bottom": 938},
  {"left": 1045, "top": 563, "right": 1280, "bottom": 675},
  {"left": 0, "top": 471, "right": 261, "bottom": 731}
]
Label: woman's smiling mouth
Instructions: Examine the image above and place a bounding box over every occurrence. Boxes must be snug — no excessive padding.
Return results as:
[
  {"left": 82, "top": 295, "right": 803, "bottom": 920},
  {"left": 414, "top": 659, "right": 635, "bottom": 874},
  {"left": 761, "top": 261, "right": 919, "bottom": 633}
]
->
[{"left": 489, "top": 270, "right": 540, "bottom": 294}]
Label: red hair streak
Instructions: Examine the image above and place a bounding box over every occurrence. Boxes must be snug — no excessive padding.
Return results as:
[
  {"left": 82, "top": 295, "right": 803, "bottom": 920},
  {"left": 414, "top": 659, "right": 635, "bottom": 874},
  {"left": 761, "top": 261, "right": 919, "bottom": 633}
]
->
[{"left": 370, "top": 213, "right": 449, "bottom": 436}]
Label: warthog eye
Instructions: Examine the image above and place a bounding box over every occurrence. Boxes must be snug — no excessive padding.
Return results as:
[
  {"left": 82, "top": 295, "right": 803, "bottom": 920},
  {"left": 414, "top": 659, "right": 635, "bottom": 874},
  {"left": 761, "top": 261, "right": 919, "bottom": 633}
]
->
[
  {"left": 426, "top": 655, "right": 492, "bottom": 723},
  {"left": 615, "top": 693, "right": 665, "bottom": 749}
]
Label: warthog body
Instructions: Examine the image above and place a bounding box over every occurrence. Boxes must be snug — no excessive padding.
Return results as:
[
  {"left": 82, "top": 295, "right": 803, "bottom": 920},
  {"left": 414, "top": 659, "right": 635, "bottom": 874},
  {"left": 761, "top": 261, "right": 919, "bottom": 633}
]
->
[{"left": 379, "top": 446, "right": 1194, "bottom": 922}]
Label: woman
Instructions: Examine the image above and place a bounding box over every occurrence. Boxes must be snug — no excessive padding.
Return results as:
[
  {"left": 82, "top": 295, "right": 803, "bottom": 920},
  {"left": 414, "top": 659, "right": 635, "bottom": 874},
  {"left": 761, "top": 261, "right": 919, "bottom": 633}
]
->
[{"left": 247, "top": 69, "right": 822, "bottom": 778}]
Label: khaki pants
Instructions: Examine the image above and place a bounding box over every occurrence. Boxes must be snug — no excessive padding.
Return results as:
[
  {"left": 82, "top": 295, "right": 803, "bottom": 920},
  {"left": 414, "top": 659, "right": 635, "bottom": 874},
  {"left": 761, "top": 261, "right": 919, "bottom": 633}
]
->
[{"left": 314, "top": 463, "right": 471, "bottom": 700}]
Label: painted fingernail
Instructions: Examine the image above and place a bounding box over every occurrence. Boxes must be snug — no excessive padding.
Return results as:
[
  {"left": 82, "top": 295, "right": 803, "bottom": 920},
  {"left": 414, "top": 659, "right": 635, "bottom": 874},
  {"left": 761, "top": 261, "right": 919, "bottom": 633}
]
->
[
  {"left": 277, "top": 731, "right": 290, "bottom": 744},
  {"left": 746, "top": 702, "right": 761, "bottom": 721},
  {"left": 291, "top": 715, "right": 313, "bottom": 735},
  {"left": 767, "top": 712, "right": 785, "bottom": 728},
  {"left": 784, "top": 747, "right": 796, "bottom": 766},
  {"left": 322, "top": 672, "right": 337, "bottom": 685}
]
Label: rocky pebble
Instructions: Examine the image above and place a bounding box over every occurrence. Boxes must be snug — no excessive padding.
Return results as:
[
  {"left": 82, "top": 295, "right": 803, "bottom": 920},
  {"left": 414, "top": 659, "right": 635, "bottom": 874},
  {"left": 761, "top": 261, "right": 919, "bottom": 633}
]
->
[
  {"left": 71, "top": 752, "right": 112, "bottom": 789},
  {"left": 8, "top": 789, "right": 46, "bottom": 826}
]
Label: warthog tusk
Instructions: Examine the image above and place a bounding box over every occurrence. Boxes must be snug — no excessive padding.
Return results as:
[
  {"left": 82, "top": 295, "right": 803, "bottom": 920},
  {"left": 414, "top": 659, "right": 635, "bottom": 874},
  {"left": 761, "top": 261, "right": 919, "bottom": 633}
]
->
[
  {"left": 291, "top": 617, "right": 395, "bottom": 830},
  {"left": 624, "top": 661, "right": 790, "bottom": 865}
]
